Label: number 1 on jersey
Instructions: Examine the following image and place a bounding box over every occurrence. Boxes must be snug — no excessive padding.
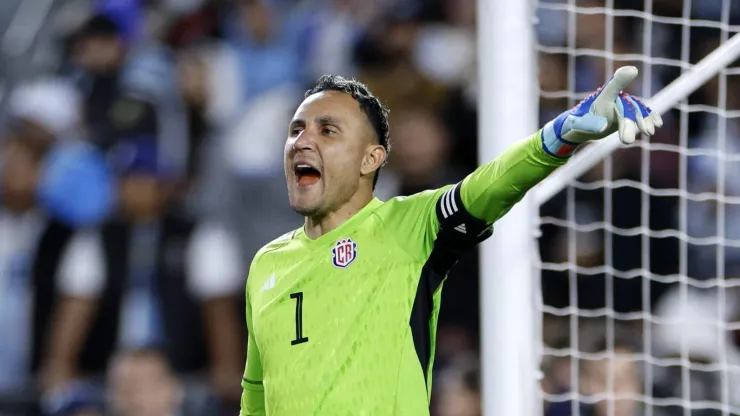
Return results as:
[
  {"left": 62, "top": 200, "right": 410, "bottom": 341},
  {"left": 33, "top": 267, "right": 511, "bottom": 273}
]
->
[{"left": 290, "top": 292, "right": 309, "bottom": 345}]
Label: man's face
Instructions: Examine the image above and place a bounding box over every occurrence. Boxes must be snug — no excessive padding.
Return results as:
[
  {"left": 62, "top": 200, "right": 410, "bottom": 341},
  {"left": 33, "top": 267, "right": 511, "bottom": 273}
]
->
[
  {"left": 74, "top": 35, "right": 124, "bottom": 74},
  {"left": 109, "top": 353, "right": 181, "bottom": 416},
  {"left": 284, "top": 91, "right": 384, "bottom": 216}
]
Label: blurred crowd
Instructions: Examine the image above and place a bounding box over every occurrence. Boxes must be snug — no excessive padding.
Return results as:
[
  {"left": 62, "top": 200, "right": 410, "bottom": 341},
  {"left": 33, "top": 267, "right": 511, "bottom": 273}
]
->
[
  {"left": 0, "top": 0, "right": 481, "bottom": 415},
  {"left": 0, "top": 0, "right": 739, "bottom": 415},
  {"left": 537, "top": 0, "right": 740, "bottom": 415}
]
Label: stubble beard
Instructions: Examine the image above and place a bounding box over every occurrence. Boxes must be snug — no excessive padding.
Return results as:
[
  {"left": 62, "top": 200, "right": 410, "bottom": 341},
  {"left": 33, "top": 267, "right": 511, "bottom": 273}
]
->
[
  {"left": 289, "top": 180, "right": 358, "bottom": 219},
  {"left": 289, "top": 187, "right": 325, "bottom": 218},
  {"left": 292, "top": 203, "right": 322, "bottom": 217}
]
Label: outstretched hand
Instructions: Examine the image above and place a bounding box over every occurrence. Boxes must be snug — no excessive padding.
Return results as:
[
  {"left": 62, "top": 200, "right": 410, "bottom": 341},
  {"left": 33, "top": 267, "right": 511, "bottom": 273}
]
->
[{"left": 541, "top": 66, "right": 664, "bottom": 158}]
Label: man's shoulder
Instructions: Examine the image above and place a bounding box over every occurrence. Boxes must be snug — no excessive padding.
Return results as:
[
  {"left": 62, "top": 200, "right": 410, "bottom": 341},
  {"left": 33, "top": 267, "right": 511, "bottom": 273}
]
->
[
  {"left": 247, "top": 228, "right": 300, "bottom": 292},
  {"left": 253, "top": 228, "right": 301, "bottom": 261},
  {"left": 374, "top": 186, "right": 452, "bottom": 220}
]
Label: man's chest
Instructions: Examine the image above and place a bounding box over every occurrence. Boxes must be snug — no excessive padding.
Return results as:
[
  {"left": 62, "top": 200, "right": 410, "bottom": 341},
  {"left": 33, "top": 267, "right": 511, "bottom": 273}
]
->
[{"left": 249, "top": 233, "right": 422, "bottom": 363}]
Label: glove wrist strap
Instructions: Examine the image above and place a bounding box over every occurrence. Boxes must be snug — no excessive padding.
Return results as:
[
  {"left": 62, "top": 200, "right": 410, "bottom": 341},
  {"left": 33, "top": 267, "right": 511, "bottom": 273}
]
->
[{"left": 541, "top": 120, "right": 579, "bottom": 158}]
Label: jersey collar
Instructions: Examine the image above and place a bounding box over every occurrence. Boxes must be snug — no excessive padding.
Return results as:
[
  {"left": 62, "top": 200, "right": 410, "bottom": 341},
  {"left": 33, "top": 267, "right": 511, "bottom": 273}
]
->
[{"left": 295, "top": 198, "right": 383, "bottom": 250}]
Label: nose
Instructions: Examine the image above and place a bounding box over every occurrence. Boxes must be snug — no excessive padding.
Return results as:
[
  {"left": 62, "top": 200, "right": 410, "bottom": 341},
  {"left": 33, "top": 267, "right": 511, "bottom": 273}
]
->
[{"left": 292, "top": 128, "right": 316, "bottom": 152}]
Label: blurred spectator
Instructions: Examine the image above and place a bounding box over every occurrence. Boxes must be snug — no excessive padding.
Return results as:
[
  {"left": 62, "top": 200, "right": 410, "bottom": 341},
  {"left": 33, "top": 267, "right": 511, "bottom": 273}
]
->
[
  {"left": 108, "top": 348, "right": 213, "bottom": 416},
  {"left": 95, "top": 0, "right": 144, "bottom": 43},
  {"left": 176, "top": 49, "right": 210, "bottom": 184},
  {"left": 543, "top": 322, "right": 643, "bottom": 416},
  {"left": 433, "top": 352, "right": 481, "bottom": 416},
  {"left": 220, "top": 0, "right": 308, "bottom": 106},
  {"left": 67, "top": 14, "right": 129, "bottom": 148},
  {"left": 181, "top": 0, "right": 309, "bottom": 274},
  {"left": 355, "top": 13, "right": 448, "bottom": 115},
  {"left": 652, "top": 285, "right": 740, "bottom": 411},
  {"left": 686, "top": 72, "right": 740, "bottom": 281},
  {"left": 54, "top": 136, "right": 246, "bottom": 411},
  {"left": 579, "top": 341, "right": 643, "bottom": 416},
  {"left": 40, "top": 380, "right": 105, "bottom": 416},
  {"left": 0, "top": 79, "right": 104, "bottom": 410},
  {"left": 413, "top": 0, "right": 475, "bottom": 89},
  {"left": 298, "top": 0, "right": 366, "bottom": 80},
  {"left": 66, "top": 13, "right": 189, "bottom": 178},
  {"left": 384, "top": 107, "right": 461, "bottom": 194},
  {"left": 165, "top": 0, "right": 222, "bottom": 49},
  {"left": 34, "top": 228, "right": 105, "bottom": 395}
]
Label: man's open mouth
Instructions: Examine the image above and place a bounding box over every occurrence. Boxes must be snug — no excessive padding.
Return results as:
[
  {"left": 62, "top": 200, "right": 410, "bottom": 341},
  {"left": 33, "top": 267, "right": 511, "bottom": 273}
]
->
[{"left": 294, "top": 163, "right": 322, "bottom": 186}]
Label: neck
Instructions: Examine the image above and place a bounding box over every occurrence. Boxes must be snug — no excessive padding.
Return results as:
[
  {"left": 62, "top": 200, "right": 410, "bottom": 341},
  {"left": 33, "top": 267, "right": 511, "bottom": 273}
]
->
[{"left": 303, "top": 189, "right": 373, "bottom": 240}]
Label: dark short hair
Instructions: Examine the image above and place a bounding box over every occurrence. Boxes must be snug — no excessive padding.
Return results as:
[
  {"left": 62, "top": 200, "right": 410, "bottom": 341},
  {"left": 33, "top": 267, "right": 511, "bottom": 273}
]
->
[
  {"left": 305, "top": 75, "right": 390, "bottom": 189},
  {"left": 74, "top": 14, "right": 121, "bottom": 42}
]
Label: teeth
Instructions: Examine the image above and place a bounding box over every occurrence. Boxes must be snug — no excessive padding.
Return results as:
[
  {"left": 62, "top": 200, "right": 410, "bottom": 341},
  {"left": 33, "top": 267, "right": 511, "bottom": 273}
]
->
[{"left": 297, "top": 164, "right": 311, "bottom": 169}]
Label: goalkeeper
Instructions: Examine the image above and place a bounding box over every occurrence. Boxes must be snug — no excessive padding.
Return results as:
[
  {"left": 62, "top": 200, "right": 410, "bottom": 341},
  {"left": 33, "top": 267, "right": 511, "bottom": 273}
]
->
[{"left": 240, "top": 66, "right": 662, "bottom": 415}]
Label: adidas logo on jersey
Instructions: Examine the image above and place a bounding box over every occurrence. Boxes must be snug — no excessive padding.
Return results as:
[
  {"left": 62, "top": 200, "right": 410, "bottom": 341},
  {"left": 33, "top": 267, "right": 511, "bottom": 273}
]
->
[
  {"left": 260, "top": 273, "right": 276, "bottom": 292},
  {"left": 454, "top": 224, "right": 467, "bottom": 233}
]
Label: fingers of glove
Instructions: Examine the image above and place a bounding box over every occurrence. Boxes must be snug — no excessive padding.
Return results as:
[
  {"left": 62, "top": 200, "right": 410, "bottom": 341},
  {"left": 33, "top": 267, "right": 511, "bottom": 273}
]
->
[
  {"left": 650, "top": 110, "right": 664, "bottom": 129},
  {"left": 592, "top": 66, "right": 639, "bottom": 114},
  {"left": 629, "top": 95, "right": 664, "bottom": 129},
  {"left": 629, "top": 95, "right": 663, "bottom": 135},
  {"left": 615, "top": 94, "right": 639, "bottom": 144},
  {"left": 618, "top": 115, "right": 639, "bottom": 144},
  {"left": 624, "top": 95, "right": 653, "bottom": 135}
]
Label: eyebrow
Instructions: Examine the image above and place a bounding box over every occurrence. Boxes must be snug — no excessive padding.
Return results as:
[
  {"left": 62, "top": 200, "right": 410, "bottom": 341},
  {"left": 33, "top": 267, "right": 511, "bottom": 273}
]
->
[
  {"left": 316, "top": 115, "right": 342, "bottom": 126},
  {"left": 289, "top": 118, "right": 306, "bottom": 128},
  {"left": 289, "top": 115, "right": 344, "bottom": 129}
]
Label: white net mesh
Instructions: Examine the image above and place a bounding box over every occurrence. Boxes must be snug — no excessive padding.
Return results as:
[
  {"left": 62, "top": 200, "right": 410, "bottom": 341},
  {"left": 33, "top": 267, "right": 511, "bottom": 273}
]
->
[{"left": 535, "top": 0, "right": 740, "bottom": 415}]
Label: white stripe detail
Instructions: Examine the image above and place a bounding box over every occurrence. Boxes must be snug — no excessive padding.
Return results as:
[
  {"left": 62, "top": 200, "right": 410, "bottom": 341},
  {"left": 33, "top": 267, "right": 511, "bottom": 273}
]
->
[
  {"left": 449, "top": 184, "right": 459, "bottom": 213},
  {"left": 440, "top": 191, "right": 450, "bottom": 218},
  {"left": 444, "top": 189, "right": 454, "bottom": 218},
  {"left": 440, "top": 185, "right": 461, "bottom": 219}
]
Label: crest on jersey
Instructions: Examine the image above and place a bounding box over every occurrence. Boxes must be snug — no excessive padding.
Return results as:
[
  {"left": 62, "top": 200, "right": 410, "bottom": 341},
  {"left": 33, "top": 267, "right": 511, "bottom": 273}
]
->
[{"left": 331, "top": 238, "right": 357, "bottom": 268}]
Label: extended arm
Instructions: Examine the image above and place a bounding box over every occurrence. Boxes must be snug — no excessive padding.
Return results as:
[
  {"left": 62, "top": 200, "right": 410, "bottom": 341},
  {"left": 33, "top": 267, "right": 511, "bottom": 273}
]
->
[
  {"left": 461, "top": 130, "right": 565, "bottom": 224},
  {"left": 372, "top": 67, "right": 662, "bottom": 262},
  {"left": 460, "top": 66, "right": 662, "bottom": 224}
]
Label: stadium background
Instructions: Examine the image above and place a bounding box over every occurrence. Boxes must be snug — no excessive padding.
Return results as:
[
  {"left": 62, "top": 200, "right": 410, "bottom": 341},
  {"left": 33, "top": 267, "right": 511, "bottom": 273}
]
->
[{"left": 0, "top": 0, "right": 737, "bottom": 415}]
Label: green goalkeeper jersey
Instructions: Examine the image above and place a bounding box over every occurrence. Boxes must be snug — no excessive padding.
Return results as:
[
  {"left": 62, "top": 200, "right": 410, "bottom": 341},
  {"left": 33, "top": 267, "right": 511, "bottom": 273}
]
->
[{"left": 240, "top": 131, "right": 566, "bottom": 415}]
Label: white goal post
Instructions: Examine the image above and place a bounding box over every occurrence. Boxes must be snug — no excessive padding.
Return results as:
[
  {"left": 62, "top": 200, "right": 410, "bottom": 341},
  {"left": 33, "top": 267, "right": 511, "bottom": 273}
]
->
[
  {"left": 479, "top": 0, "right": 740, "bottom": 415},
  {"left": 478, "top": 0, "right": 540, "bottom": 415}
]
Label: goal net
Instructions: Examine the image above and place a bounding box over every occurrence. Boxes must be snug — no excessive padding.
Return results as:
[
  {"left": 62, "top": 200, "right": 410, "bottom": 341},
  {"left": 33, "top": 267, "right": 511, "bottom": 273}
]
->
[{"left": 533, "top": 0, "right": 740, "bottom": 415}]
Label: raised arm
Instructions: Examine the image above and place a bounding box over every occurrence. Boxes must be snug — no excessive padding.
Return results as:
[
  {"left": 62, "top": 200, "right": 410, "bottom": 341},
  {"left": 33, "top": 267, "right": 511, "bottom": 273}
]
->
[{"left": 461, "top": 66, "right": 662, "bottom": 224}]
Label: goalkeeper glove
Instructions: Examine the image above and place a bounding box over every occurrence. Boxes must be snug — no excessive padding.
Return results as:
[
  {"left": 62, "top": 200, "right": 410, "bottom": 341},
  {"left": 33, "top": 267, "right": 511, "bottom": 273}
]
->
[{"left": 541, "top": 65, "right": 664, "bottom": 158}]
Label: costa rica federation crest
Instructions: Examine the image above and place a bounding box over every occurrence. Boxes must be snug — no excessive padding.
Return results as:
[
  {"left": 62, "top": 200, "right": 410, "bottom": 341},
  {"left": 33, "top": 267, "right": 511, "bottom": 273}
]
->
[{"left": 332, "top": 238, "right": 357, "bottom": 268}]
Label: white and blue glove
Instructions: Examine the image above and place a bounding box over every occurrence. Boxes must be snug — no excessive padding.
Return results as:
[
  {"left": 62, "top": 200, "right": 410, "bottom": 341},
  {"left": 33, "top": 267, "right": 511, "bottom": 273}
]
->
[{"left": 542, "top": 66, "right": 663, "bottom": 158}]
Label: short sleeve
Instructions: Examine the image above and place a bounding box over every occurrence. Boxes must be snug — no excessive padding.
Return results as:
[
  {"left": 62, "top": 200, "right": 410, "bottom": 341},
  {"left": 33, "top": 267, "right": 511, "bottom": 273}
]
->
[
  {"left": 186, "top": 221, "right": 244, "bottom": 299},
  {"left": 57, "top": 230, "right": 105, "bottom": 297}
]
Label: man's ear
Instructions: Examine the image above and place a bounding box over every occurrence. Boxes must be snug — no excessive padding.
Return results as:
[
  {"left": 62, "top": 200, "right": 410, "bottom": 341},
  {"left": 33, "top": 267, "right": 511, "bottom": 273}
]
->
[{"left": 361, "top": 145, "right": 386, "bottom": 177}]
